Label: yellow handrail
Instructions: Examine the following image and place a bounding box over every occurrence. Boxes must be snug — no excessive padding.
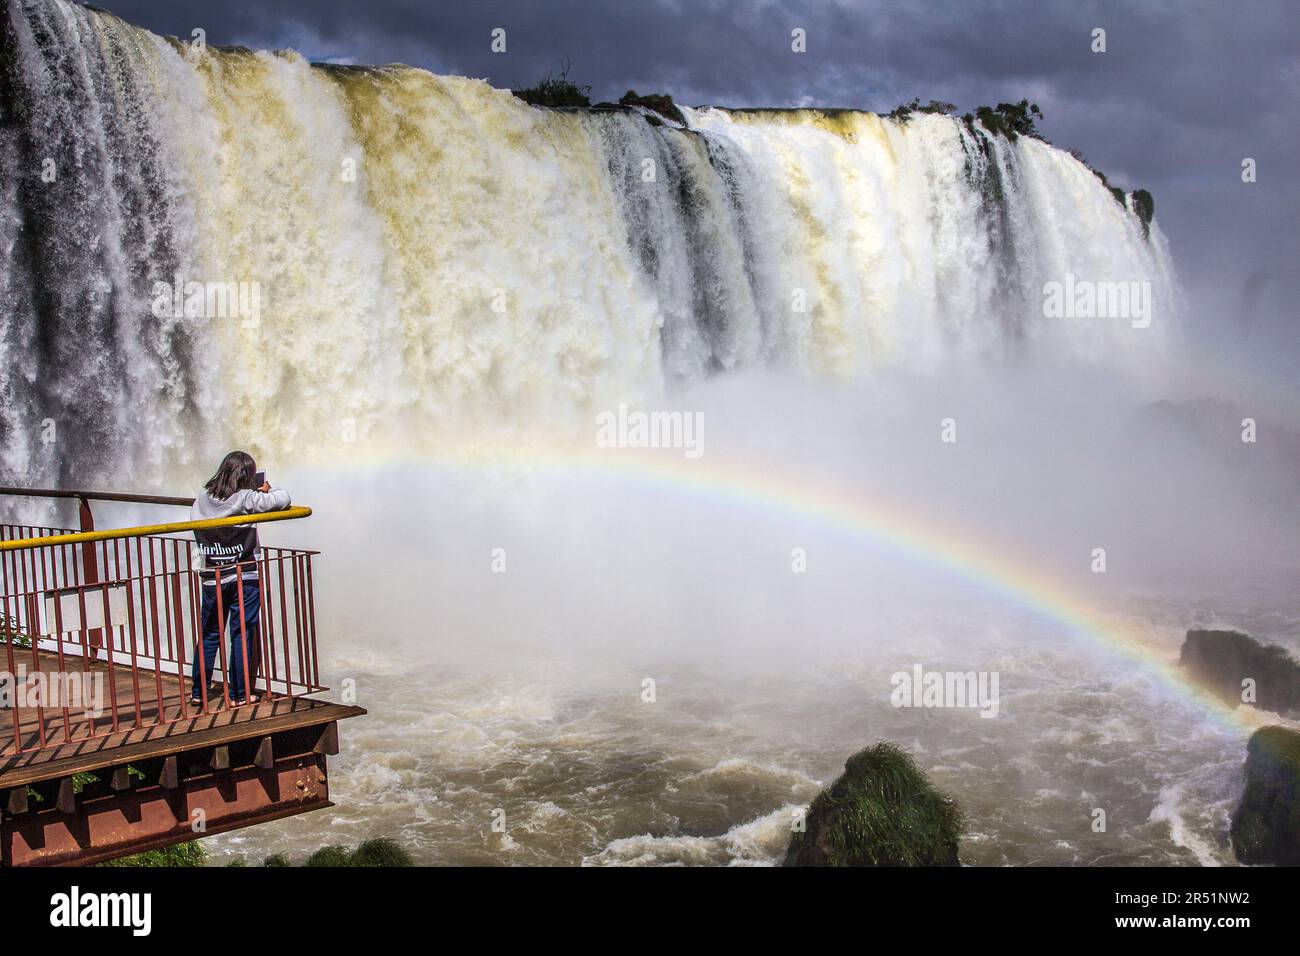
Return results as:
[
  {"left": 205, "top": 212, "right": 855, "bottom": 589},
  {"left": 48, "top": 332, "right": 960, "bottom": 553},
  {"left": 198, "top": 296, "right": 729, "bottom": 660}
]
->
[{"left": 0, "top": 506, "right": 313, "bottom": 552}]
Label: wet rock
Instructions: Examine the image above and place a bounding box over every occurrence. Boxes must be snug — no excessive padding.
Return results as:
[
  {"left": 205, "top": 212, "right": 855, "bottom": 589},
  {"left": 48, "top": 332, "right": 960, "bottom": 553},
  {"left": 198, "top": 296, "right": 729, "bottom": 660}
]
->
[
  {"left": 1230, "top": 726, "right": 1300, "bottom": 865},
  {"left": 1179, "top": 629, "right": 1300, "bottom": 715},
  {"left": 617, "top": 90, "right": 686, "bottom": 126}
]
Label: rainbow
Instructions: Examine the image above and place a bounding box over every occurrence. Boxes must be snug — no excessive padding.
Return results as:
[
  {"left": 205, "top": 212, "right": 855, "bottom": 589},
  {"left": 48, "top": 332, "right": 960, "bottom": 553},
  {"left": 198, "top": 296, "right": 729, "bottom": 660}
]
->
[{"left": 336, "top": 437, "right": 1285, "bottom": 735}]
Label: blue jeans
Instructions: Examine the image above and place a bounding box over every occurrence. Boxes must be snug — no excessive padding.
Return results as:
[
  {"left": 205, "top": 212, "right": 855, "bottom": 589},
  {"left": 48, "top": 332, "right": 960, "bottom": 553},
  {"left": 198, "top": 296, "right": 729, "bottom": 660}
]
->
[{"left": 192, "top": 578, "right": 261, "bottom": 702}]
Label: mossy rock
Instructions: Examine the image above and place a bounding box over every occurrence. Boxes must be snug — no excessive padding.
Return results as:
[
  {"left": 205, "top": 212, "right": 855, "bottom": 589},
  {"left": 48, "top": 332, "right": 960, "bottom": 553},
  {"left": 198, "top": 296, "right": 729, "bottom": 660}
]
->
[
  {"left": 1230, "top": 726, "right": 1300, "bottom": 865},
  {"left": 785, "top": 742, "right": 961, "bottom": 866}
]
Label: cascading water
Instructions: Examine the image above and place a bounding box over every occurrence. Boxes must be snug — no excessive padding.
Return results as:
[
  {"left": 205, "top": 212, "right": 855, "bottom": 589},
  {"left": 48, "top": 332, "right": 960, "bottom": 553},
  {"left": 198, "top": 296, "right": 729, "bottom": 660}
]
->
[{"left": 2, "top": 0, "right": 1175, "bottom": 489}]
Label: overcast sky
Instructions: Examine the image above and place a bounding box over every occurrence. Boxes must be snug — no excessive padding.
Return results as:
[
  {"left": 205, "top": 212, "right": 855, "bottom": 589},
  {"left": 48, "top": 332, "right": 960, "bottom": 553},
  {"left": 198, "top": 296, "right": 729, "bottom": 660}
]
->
[{"left": 95, "top": 0, "right": 1299, "bottom": 368}]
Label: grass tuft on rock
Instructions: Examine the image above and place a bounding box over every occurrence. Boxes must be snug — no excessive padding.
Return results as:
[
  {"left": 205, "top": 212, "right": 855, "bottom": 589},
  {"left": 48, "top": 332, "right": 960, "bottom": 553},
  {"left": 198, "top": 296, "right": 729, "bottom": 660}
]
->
[
  {"left": 304, "top": 845, "right": 353, "bottom": 867},
  {"left": 349, "top": 837, "right": 414, "bottom": 867},
  {"left": 785, "top": 742, "right": 961, "bottom": 866}
]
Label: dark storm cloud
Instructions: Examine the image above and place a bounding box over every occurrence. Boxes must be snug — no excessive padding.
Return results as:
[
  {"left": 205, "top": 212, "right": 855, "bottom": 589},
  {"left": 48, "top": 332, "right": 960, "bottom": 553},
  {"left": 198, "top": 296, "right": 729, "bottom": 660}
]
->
[{"left": 93, "top": 0, "right": 1299, "bottom": 358}]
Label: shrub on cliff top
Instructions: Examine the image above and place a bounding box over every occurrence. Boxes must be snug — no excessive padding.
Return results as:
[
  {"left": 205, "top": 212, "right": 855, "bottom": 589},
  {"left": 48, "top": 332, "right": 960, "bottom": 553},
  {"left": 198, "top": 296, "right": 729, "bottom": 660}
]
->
[
  {"left": 965, "top": 99, "right": 1044, "bottom": 141},
  {"left": 785, "top": 742, "right": 962, "bottom": 866},
  {"left": 511, "top": 59, "right": 591, "bottom": 108},
  {"left": 887, "top": 98, "right": 956, "bottom": 121},
  {"left": 1067, "top": 149, "right": 1155, "bottom": 234}
]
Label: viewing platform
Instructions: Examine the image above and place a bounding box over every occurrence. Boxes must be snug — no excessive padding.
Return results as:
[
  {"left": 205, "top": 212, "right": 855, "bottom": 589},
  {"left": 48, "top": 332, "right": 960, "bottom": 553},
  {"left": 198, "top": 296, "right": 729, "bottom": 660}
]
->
[{"left": 0, "top": 488, "right": 363, "bottom": 866}]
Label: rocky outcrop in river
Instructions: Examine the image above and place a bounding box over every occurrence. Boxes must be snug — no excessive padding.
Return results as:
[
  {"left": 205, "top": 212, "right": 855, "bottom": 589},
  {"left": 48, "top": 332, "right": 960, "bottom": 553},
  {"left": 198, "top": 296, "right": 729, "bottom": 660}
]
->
[
  {"left": 1179, "top": 629, "right": 1300, "bottom": 715},
  {"left": 784, "top": 742, "right": 961, "bottom": 866},
  {"left": 1230, "top": 726, "right": 1300, "bottom": 865}
]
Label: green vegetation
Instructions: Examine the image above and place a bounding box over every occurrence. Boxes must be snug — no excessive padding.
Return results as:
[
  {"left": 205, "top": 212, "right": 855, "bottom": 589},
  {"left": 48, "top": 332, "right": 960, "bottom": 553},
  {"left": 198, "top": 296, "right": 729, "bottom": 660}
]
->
[
  {"left": 227, "top": 837, "right": 414, "bottom": 867},
  {"left": 304, "top": 845, "right": 353, "bottom": 867},
  {"left": 1, "top": 612, "right": 31, "bottom": 648},
  {"left": 963, "top": 99, "right": 1044, "bottom": 141},
  {"left": 1066, "top": 148, "right": 1155, "bottom": 233},
  {"left": 511, "top": 59, "right": 591, "bottom": 108},
  {"left": 104, "top": 836, "right": 414, "bottom": 868},
  {"left": 349, "top": 837, "right": 416, "bottom": 866},
  {"left": 886, "top": 98, "right": 956, "bottom": 121},
  {"left": 888, "top": 94, "right": 1153, "bottom": 237},
  {"left": 1130, "top": 189, "right": 1155, "bottom": 238},
  {"left": 785, "top": 742, "right": 961, "bottom": 866},
  {"left": 100, "top": 841, "right": 206, "bottom": 867}
]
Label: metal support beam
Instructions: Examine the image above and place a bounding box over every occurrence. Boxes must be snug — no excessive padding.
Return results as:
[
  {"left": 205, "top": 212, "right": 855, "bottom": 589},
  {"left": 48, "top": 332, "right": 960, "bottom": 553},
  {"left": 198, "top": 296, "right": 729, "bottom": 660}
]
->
[
  {"left": 313, "top": 722, "right": 339, "bottom": 756},
  {"left": 6, "top": 788, "right": 27, "bottom": 815},
  {"left": 209, "top": 745, "right": 230, "bottom": 771},
  {"left": 56, "top": 778, "right": 75, "bottom": 815},
  {"left": 2, "top": 753, "right": 332, "bottom": 866},
  {"left": 254, "top": 736, "right": 274, "bottom": 769}
]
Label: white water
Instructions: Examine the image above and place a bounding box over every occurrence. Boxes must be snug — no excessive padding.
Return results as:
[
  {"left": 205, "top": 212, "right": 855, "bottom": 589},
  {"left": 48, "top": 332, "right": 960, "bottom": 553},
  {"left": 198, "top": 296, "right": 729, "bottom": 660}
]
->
[{"left": 2, "top": 0, "right": 1175, "bottom": 487}]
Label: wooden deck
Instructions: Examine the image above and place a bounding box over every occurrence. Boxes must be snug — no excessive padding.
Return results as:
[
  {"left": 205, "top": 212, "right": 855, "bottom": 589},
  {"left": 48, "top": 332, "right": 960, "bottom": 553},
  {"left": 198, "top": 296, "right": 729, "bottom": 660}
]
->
[{"left": 0, "top": 646, "right": 362, "bottom": 789}]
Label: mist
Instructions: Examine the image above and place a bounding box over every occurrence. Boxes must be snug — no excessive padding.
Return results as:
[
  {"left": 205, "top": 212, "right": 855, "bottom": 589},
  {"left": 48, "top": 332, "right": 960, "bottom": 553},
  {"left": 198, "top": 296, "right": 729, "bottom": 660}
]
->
[{"left": 210, "top": 359, "right": 1296, "bottom": 681}]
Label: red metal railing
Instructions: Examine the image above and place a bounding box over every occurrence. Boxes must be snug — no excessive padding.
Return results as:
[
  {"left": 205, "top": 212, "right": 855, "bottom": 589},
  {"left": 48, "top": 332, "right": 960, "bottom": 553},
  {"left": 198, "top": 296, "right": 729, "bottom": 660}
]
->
[{"left": 0, "top": 498, "right": 322, "bottom": 757}]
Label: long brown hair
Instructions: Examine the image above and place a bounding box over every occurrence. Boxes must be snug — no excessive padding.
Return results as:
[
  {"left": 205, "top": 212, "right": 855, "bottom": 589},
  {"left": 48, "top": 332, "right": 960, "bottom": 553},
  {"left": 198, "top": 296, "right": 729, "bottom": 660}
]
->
[{"left": 205, "top": 451, "right": 257, "bottom": 501}]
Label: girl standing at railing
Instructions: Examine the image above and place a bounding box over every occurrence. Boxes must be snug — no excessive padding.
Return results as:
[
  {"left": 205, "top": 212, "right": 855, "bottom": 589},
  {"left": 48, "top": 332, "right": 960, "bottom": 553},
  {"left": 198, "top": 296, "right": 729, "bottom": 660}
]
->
[{"left": 190, "top": 451, "right": 291, "bottom": 708}]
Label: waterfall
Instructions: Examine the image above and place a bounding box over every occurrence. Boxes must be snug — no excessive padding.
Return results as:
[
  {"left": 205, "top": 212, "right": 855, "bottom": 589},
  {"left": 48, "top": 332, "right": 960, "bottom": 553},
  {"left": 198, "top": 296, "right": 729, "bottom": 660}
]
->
[{"left": 1, "top": 0, "right": 1176, "bottom": 488}]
